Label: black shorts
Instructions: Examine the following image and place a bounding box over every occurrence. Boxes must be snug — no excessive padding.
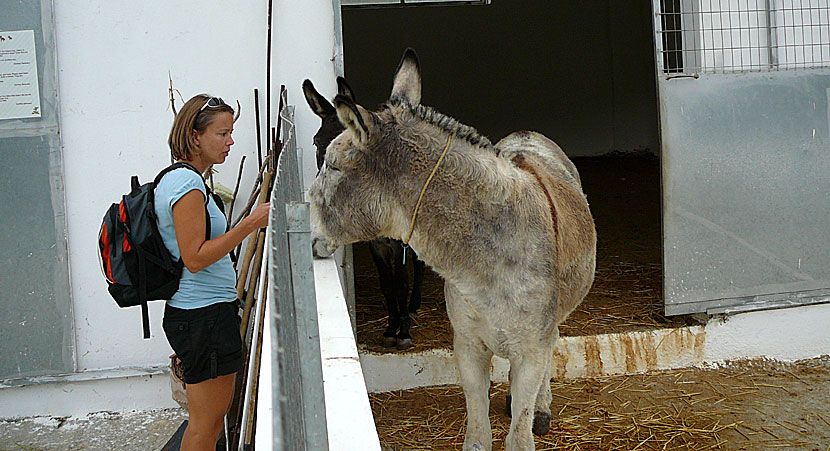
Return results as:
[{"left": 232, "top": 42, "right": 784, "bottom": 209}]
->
[{"left": 162, "top": 301, "right": 244, "bottom": 384}]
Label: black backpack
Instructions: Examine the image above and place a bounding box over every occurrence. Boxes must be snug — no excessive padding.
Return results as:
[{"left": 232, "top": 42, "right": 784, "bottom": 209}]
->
[{"left": 98, "top": 162, "right": 217, "bottom": 338}]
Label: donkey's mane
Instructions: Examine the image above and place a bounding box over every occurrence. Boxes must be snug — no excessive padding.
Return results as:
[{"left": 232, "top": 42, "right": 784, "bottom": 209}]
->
[{"left": 387, "top": 101, "right": 496, "bottom": 153}]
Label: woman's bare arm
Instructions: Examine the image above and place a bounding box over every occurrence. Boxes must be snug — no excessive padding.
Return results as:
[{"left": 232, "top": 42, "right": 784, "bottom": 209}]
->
[{"left": 173, "top": 189, "right": 270, "bottom": 273}]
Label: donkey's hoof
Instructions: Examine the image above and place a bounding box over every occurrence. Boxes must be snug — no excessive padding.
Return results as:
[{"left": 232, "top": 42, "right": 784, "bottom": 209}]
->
[
  {"left": 532, "top": 411, "right": 551, "bottom": 435},
  {"left": 505, "top": 394, "right": 512, "bottom": 417},
  {"left": 382, "top": 336, "right": 397, "bottom": 348},
  {"left": 396, "top": 338, "right": 413, "bottom": 350}
]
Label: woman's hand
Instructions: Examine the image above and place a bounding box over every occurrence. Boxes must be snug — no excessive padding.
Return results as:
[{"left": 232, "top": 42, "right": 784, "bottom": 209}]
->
[{"left": 246, "top": 202, "right": 271, "bottom": 230}]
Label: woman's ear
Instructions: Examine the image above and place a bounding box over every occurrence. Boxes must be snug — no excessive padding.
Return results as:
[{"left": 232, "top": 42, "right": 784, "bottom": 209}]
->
[{"left": 192, "top": 129, "right": 201, "bottom": 149}]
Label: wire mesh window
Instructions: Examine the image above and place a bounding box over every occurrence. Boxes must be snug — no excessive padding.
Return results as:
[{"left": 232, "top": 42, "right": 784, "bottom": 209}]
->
[{"left": 656, "top": 0, "right": 830, "bottom": 73}]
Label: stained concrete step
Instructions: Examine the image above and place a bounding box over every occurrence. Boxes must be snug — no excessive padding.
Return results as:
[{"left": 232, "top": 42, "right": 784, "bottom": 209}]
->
[
  {"left": 360, "top": 300, "right": 830, "bottom": 393},
  {"left": 360, "top": 326, "right": 705, "bottom": 392}
]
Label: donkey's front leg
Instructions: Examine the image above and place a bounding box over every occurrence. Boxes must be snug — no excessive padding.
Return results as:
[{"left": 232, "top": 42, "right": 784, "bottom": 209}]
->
[
  {"left": 408, "top": 249, "right": 425, "bottom": 313},
  {"left": 368, "top": 242, "right": 400, "bottom": 347},
  {"left": 505, "top": 348, "right": 552, "bottom": 450},
  {"left": 446, "top": 283, "right": 494, "bottom": 450},
  {"left": 455, "top": 333, "right": 494, "bottom": 451}
]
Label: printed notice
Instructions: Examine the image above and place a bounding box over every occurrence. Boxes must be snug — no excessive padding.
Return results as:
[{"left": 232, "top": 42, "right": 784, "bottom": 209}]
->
[{"left": 0, "top": 30, "right": 41, "bottom": 120}]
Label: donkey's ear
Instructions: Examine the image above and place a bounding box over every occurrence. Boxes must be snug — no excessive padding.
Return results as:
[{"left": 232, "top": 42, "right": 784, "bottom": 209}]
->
[
  {"left": 390, "top": 48, "right": 421, "bottom": 105},
  {"left": 336, "top": 77, "right": 356, "bottom": 103},
  {"left": 334, "top": 94, "right": 372, "bottom": 145},
  {"left": 303, "top": 79, "right": 335, "bottom": 119}
]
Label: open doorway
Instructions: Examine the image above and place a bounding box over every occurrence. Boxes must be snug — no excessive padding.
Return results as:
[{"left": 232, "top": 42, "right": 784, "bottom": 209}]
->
[{"left": 340, "top": 0, "right": 694, "bottom": 352}]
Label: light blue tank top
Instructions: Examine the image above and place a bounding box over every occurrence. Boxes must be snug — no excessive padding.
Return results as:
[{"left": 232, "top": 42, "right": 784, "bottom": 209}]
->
[{"left": 154, "top": 167, "right": 237, "bottom": 309}]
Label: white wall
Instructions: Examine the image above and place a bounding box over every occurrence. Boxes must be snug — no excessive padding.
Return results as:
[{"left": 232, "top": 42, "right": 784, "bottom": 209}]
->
[
  {"left": 0, "top": 0, "right": 339, "bottom": 418},
  {"left": 703, "top": 303, "right": 830, "bottom": 362},
  {"left": 58, "top": 0, "right": 337, "bottom": 373},
  {"left": 59, "top": 0, "right": 268, "bottom": 371},
  {"left": 270, "top": 0, "right": 342, "bottom": 189}
]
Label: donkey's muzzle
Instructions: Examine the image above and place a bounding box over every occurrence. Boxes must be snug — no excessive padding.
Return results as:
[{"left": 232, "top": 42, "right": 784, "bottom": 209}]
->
[{"left": 311, "top": 236, "right": 337, "bottom": 258}]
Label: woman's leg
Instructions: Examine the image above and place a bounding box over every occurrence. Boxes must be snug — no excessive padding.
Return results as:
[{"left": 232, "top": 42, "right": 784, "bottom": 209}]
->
[{"left": 182, "top": 372, "right": 236, "bottom": 451}]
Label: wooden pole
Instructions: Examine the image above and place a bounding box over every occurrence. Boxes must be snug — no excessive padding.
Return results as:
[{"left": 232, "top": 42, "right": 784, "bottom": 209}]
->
[
  {"left": 254, "top": 89, "right": 263, "bottom": 169},
  {"left": 237, "top": 170, "right": 273, "bottom": 336},
  {"left": 240, "top": 228, "right": 265, "bottom": 338},
  {"left": 228, "top": 156, "right": 246, "bottom": 229},
  {"left": 243, "top": 274, "right": 270, "bottom": 446}
]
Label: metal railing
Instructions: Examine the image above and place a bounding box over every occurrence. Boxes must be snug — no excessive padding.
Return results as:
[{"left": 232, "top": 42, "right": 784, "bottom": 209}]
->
[{"left": 248, "top": 98, "right": 329, "bottom": 450}]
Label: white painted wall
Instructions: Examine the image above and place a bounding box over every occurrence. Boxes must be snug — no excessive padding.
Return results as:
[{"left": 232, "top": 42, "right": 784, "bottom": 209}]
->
[
  {"left": 703, "top": 303, "right": 830, "bottom": 362},
  {"left": 269, "top": 0, "right": 341, "bottom": 189},
  {"left": 0, "top": 0, "right": 340, "bottom": 418},
  {"left": 59, "top": 0, "right": 265, "bottom": 371},
  {"left": 684, "top": 0, "right": 830, "bottom": 72},
  {"left": 58, "top": 0, "right": 337, "bottom": 372}
]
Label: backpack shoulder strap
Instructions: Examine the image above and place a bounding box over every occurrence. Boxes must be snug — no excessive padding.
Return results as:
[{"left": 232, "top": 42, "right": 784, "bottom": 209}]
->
[{"left": 153, "top": 162, "right": 211, "bottom": 240}]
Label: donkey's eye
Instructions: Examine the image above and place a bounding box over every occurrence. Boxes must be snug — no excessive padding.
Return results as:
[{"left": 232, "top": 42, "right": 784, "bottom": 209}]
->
[{"left": 326, "top": 162, "right": 340, "bottom": 172}]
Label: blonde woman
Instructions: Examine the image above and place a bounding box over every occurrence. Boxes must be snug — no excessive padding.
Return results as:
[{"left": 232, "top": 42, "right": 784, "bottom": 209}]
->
[{"left": 156, "top": 94, "right": 268, "bottom": 450}]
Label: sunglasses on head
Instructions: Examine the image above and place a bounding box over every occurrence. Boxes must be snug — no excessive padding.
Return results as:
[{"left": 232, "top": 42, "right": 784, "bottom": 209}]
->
[{"left": 199, "top": 96, "right": 226, "bottom": 112}]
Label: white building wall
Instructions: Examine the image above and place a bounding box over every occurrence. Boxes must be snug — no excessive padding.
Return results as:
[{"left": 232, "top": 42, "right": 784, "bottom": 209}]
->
[
  {"left": 0, "top": 0, "right": 339, "bottom": 418},
  {"left": 59, "top": 0, "right": 267, "bottom": 372},
  {"left": 59, "top": 0, "right": 338, "bottom": 374}
]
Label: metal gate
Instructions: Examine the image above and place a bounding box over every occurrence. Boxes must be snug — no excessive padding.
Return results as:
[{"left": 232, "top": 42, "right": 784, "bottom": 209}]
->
[
  {"left": 653, "top": 0, "right": 830, "bottom": 315},
  {"left": 262, "top": 102, "right": 328, "bottom": 449}
]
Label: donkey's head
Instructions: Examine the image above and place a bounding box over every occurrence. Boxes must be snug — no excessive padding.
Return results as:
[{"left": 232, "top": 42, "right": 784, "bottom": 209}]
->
[
  {"left": 302, "top": 77, "right": 357, "bottom": 170},
  {"left": 308, "top": 49, "right": 422, "bottom": 257}
]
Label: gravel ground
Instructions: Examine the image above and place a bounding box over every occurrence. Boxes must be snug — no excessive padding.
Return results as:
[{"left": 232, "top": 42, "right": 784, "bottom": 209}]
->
[{"left": 0, "top": 408, "right": 186, "bottom": 451}]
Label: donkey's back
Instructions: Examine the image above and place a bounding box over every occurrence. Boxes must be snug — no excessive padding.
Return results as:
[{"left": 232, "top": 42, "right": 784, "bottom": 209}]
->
[
  {"left": 497, "top": 130, "right": 583, "bottom": 190},
  {"left": 497, "top": 130, "right": 595, "bottom": 321}
]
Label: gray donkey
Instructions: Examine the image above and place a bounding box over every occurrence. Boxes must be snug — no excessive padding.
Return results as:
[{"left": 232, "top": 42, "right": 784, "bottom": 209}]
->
[
  {"left": 303, "top": 77, "right": 427, "bottom": 350},
  {"left": 309, "top": 49, "right": 596, "bottom": 450}
]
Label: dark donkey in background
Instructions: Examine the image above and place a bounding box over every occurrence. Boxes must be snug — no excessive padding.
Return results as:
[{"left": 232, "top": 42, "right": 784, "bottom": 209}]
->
[{"left": 303, "top": 77, "right": 426, "bottom": 350}]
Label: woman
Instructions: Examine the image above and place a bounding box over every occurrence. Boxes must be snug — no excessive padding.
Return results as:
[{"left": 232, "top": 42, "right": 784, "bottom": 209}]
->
[{"left": 155, "top": 94, "right": 269, "bottom": 450}]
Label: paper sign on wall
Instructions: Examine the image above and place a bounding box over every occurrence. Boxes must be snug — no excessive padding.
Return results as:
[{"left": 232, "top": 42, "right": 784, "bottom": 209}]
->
[{"left": 0, "top": 30, "right": 42, "bottom": 120}]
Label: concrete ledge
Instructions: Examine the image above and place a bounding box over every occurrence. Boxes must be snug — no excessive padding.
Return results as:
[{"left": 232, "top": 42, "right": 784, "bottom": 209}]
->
[
  {"left": 0, "top": 368, "right": 178, "bottom": 419},
  {"left": 361, "top": 326, "right": 706, "bottom": 393},
  {"left": 313, "top": 257, "right": 381, "bottom": 451},
  {"left": 0, "top": 365, "right": 168, "bottom": 389},
  {"left": 361, "top": 302, "right": 830, "bottom": 393}
]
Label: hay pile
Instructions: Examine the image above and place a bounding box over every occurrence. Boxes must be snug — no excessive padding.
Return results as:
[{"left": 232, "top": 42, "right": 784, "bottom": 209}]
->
[{"left": 370, "top": 358, "right": 830, "bottom": 450}]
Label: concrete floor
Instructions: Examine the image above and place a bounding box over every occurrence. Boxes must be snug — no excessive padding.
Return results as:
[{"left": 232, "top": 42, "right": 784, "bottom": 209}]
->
[{"left": 0, "top": 408, "right": 186, "bottom": 451}]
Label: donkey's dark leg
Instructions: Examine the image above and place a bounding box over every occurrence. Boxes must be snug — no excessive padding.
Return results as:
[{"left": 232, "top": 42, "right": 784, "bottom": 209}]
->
[
  {"left": 408, "top": 247, "right": 425, "bottom": 314},
  {"left": 368, "top": 241, "right": 400, "bottom": 347},
  {"left": 392, "top": 246, "right": 413, "bottom": 350},
  {"left": 506, "top": 366, "right": 513, "bottom": 417}
]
